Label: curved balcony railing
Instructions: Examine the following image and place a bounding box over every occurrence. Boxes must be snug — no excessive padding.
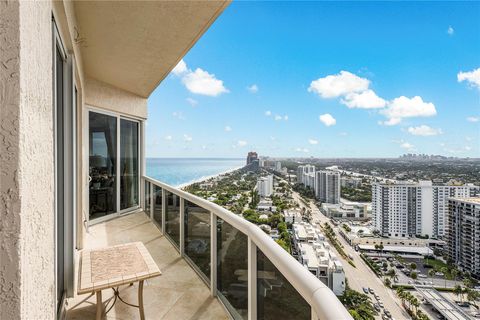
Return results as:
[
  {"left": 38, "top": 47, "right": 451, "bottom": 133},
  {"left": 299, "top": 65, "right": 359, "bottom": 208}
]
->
[{"left": 142, "top": 175, "right": 352, "bottom": 320}]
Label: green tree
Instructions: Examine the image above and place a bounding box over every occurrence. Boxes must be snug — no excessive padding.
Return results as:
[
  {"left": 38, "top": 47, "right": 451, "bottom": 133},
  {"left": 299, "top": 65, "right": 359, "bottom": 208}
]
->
[
  {"left": 454, "top": 285, "right": 463, "bottom": 302},
  {"left": 441, "top": 267, "right": 449, "bottom": 288},
  {"left": 410, "top": 271, "right": 418, "bottom": 280},
  {"left": 428, "top": 269, "right": 436, "bottom": 278},
  {"left": 410, "top": 262, "right": 417, "bottom": 271}
]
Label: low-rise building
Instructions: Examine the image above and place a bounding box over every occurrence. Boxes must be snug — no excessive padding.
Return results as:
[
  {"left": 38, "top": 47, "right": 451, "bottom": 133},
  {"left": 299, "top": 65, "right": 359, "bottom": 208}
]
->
[
  {"left": 284, "top": 210, "right": 303, "bottom": 224},
  {"left": 321, "top": 200, "right": 370, "bottom": 220},
  {"left": 292, "top": 222, "right": 345, "bottom": 295}
]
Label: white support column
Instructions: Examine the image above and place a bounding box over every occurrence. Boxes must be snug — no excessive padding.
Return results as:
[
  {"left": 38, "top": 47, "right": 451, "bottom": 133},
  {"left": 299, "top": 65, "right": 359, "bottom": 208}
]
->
[
  {"left": 311, "top": 309, "right": 318, "bottom": 320},
  {"left": 248, "top": 238, "right": 257, "bottom": 320},
  {"left": 210, "top": 212, "right": 217, "bottom": 297},
  {"left": 161, "top": 189, "right": 166, "bottom": 234},
  {"left": 179, "top": 197, "right": 185, "bottom": 256}
]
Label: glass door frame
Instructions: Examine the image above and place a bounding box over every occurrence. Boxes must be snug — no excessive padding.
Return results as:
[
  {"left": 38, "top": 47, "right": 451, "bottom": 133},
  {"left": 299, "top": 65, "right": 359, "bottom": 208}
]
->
[{"left": 86, "top": 106, "right": 143, "bottom": 226}]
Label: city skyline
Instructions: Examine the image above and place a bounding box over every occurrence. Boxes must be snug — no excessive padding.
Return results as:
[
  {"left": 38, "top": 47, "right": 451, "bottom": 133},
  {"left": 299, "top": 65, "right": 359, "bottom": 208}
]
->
[{"left": 146, "top": 2, "right": 479, "bottom": 158}]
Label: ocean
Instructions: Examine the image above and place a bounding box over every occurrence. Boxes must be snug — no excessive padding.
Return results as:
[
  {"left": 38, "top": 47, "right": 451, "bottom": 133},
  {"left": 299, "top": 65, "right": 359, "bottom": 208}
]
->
[{"left": 146, "top": 158, "right": 245, "bottom": 187}]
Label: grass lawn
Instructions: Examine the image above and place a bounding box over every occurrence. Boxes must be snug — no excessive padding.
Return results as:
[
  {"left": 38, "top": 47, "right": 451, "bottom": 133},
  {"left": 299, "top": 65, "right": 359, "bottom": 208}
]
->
[{"left": 423, "top": 258, "right": 448, "bottom": 271}]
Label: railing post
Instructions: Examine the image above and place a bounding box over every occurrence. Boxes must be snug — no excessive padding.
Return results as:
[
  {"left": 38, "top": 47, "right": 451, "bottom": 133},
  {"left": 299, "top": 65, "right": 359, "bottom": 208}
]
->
[
  {"left": 149, "top": 182, "right": 153, "bottom": 220},
  {"left": 161, "top": 189, "right": 166, "bottom": 234},
  {"left": 210, "top": 212, "right": 217, "bottom": 297},
  {"left": 179, "top": 197, "right": 185, "bottom": 256},
  {"left": 248, "top": 238, "right": 257, "bottom": 320}
]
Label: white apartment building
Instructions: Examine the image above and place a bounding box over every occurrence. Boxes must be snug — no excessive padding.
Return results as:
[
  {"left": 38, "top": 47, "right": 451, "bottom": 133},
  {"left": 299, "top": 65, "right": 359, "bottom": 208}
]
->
[
  {"left": 257, "top": 175, "right": 274, "bottom": 197},
  {"left": 274, "top": 161, "right": 282, "bottom": 172},
  {"left": 315, "top": 171, "right": 340, "bottom": 204},
  {"left": 321, "top": 201, "right": 369, "bottom": 220},
  {"left": 446, "top": 197, "right": 480, "bottom": 279},
  {"left": 292, "top": 222, "right": 346, "bottom": 295},
  {"left": 372, "top": 181, "right": 479, "bottom": 238},
  {"left": 297, "top": 164, "right": 316, "bottom": 186}
]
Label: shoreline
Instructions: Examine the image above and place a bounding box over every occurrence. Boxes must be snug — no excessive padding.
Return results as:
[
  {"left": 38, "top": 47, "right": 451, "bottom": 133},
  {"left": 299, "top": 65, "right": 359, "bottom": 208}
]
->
[{"left": 176, "top": 165, "right": 245, "bottom": 189}]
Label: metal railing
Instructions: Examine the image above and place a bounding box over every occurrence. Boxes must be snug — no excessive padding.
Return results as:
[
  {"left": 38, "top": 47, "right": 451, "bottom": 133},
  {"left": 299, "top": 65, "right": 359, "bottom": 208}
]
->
[{"left": 142, "top": 175, "right": 352, "bottom": 320}]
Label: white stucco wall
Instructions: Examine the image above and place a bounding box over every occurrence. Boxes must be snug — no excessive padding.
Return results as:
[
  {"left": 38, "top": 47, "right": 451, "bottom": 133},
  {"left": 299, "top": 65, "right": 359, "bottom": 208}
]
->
[
  {"left": 0, "top": 1, "right": 22, "bottom": 318},
  {"left": 0, "top": 1, "right": 56, "bottom": 319},
  {"left": 85, "top": 77, "right": 148, "bottom": 119},
  {"left": 19, "top": 1, "right": 56, "bottom": 319}
]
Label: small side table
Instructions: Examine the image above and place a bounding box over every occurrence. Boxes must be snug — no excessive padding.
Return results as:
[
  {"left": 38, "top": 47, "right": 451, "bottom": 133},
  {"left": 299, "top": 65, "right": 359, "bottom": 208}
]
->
[{"left": 78, "top": 242, "right": 162, "bottom": 320}]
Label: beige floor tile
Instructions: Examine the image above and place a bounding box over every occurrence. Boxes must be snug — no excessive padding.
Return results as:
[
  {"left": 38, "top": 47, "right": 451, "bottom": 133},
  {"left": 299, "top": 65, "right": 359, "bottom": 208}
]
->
[{"left": 66, "top": 212, "right": 228, "bottom": 320}]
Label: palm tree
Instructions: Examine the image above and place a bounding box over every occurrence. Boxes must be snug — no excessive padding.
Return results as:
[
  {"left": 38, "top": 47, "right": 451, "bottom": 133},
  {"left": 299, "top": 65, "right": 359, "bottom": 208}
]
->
[
  {"left": 387, "top": 268, "right": 398, "bottom": 283},
  {"left": 451, "top": 268, "right": 459, "bottom": 283},
  {"left": 411, "top": 296, "right": 420, "bottom": 315},
  {"left": 441, "top": 267, "right": 449, "bottom": 288},
  {"left": 454, "top": 284, "right": 463, "bottom": 302},
  {"left": 384, "top": 278, "right": 392, "bottom": 288},
  {"left": 466, "top": 288, "right": 479, "bottom": 307},
  {"left": 410, "top": 262, "right": 417, "bottom": 271}
]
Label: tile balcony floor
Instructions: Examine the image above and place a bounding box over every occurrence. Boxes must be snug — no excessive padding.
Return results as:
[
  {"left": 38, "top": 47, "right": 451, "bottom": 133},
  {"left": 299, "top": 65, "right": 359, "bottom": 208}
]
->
[{"left": 66, "top": 211, "right": 229, "bottom": 320}]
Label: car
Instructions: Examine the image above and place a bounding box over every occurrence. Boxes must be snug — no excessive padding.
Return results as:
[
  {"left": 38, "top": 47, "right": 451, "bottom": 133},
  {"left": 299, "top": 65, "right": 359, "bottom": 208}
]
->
[
  {"left": 378, "top": 301, "right": 384, "bottom": 308},
  {"left": 384, "top": 310, "right": 392, "bottom": 318},
  {"left": 362, "top": 287, "right": 369, "bottom": 294},
  {"left": 418, "top": 274, "right": 427, "bottom": 278},
  {"left": 435, "top": 272, "right": 444, "bottom": 276},
  {"left": 375, "top": 294, "right": 381, "bottom": 301},
  {"left": 382, "top": 315, "right": 390, "bottom": 320},
  {"left": 369, "top": 288, "right": 374, "bottom": 294},
  {"left": 373, "top": 303, "right": 381, "bottom": 312}
]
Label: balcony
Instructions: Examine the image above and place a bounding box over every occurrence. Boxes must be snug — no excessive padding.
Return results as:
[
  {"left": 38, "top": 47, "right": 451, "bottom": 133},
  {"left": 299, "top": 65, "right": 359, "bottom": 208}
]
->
[{"left": 67, "top": 176, "right": 351, "bottom": 320}]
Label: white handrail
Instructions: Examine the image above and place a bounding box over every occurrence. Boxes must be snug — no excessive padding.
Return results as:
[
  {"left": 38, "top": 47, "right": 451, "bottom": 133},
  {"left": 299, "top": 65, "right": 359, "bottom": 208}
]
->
[{"left": 143, "top": 175, "right": 352, "bottom": 319}]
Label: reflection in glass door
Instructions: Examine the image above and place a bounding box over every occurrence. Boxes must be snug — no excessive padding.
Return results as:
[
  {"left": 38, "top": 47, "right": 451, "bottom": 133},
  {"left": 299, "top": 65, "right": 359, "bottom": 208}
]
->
[
  {"left": 120, "top": 119, "right": 139, "bottom": 210},
  {"left": 89, "top": 112, "right": 117, "bottom": 220}
]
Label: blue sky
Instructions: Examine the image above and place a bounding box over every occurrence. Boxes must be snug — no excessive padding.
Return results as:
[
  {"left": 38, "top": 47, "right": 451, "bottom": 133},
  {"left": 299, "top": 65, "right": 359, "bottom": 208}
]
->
[{"left": 146, "top": 1, "right": 480, "bottom": 158}]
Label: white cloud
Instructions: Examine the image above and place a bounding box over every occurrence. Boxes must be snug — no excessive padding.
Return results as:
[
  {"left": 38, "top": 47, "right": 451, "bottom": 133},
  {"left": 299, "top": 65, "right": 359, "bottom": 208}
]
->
[
  {"left": 164, "top": 135, "right": 172, "bottom": 141},
  {"left": 172, "top": 111, "right": 185, "bottom": 120},
  {"left": 467, "top": 116, "right": 479, "bottom": 122},
  {"left": 172, "top": 60, "right": 228, "bottom": 96},
  {"left": 447, "top": 26, "right": 454, "bottom": 36},
  {"left": 341, "top": 89, "right": 386, "bottom": 109},
  {"left": 274, "top": 115, "right": 283, "bottom": 121},
  {"left": 339, "top": 132, "right": 348, "bottom": 136},
  {"left": 237, "top": 140, "right": 247, "bottom": 147},
  {"left": 458, "top": 68, "right": 480, "bottom": 90},
  {"left": 186, "top": 97, "right": 198, "bottom": 107},
  {"left": 380, "top": 96, "right": 436, "bottom": 125},
  {"left": 224, "top": 126, "right": 232, "bottom": 132},
  {"left": 284, "top": 115, "right": 289, "bottom": 121},
  {"left": 407, "top": 125, "right": 443, "bottom": 136},
  {"left": 171, "top": 59, "right": 188, "bottom": 76},
  {"left": 295, "top": 147, "right": 309, "bottom": 153},
  {"left": 265, "top": 110, "right": 272, "bottom": 116},
  {"left": 308, "top": 71, "right": 370, "bottom": 98},
  {"left": 202, "top": 145, "right": 207, "bottom": 150},
  {"left": 319, "top": 113, "right": 336, "bottom": 126},
  {"left": 183, "top": 134, "right": 192, "bottom": 142},
  {"left": 308, "top": 139, "right": 319, "bottom": 145},
  {"left": 465, "top": 146, "right": 472, "bottom": 151},
  {"left": 270, "top": 136, "right": 276, "bottom": 141},
  {"left": 247, "top": 84, "right": 259, "bottom": 93},
  {"left": 400, "top": 142, "right": 414, "bottom": 150},
  {"left": 182, "top": 68, "right": 229, "bottom": 96}
]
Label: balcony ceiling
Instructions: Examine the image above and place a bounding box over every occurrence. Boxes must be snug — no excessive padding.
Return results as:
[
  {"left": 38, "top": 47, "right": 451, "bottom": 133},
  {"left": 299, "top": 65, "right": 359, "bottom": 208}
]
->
[{"left": 74, "top": 1, "right": 230, "bottom": 98}]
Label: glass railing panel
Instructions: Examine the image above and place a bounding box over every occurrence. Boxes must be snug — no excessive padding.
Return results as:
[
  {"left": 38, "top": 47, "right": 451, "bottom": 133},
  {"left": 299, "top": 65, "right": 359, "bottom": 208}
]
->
[
  {"left": 257, "top": 249, "right": 310, "bottom": 320},
  {"left": 184, "top": 200, "right": 210, "bottom": 280},
  {"left": 217, "top": 218, "right": 248, "bottom": 319},
  {"left": 153, "top": 185, "right": 162, "bottom": 227},
  {"left": 165, "top": 190, "right": 180, "bottom": 246},
  {"left": 144, "top": 181, "right": 151, "bottom": 217}
]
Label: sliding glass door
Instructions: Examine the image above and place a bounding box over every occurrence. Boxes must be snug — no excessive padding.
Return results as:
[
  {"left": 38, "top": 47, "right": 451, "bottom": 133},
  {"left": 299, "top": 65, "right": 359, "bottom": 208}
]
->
[
  {"left": 120, "top": 119, "right": 139, "bottom": 210},
  {"left": 88, "top": 111, "right": 140, "bottom": 222}
]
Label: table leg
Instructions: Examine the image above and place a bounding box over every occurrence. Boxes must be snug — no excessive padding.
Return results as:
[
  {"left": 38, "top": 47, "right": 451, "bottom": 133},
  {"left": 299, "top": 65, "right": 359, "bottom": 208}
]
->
[
  {"left": 96, "top": 290, "right": 103, "bottom": 320},
  {"left": 138, "top": 280, "right": 145, "bottom": 320}
]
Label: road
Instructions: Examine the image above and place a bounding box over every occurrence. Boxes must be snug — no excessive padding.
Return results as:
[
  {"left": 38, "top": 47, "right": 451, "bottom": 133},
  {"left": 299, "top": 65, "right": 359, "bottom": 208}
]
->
[{"left": 290, "top": 191, "right": 410, "bottom": 320}]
